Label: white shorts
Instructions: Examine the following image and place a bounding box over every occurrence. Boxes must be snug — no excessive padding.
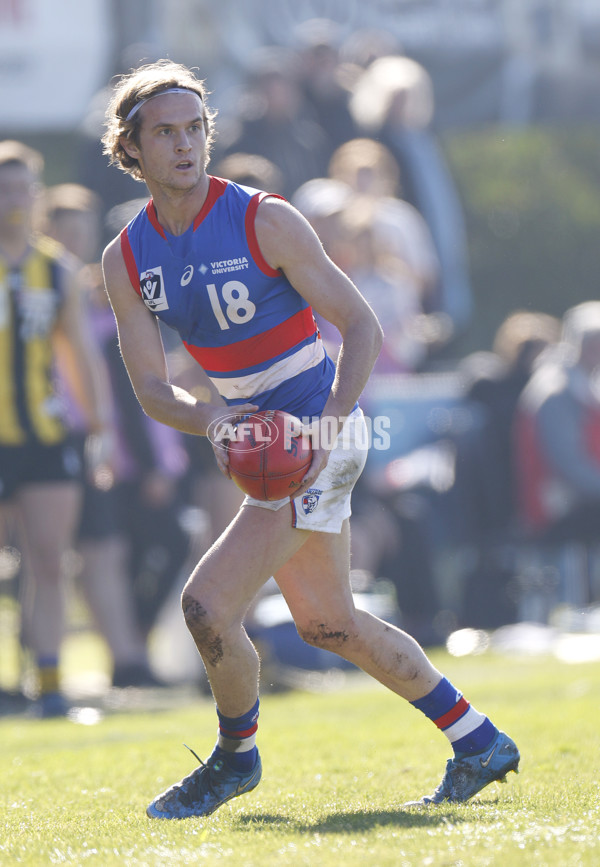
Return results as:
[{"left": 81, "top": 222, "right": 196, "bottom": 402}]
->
[{"left": 243, "top": 406, "right": 369, "bottom": 534}]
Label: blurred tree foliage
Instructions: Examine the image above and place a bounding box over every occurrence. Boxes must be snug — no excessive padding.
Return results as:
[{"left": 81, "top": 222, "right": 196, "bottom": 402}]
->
[{"left": 443, "top": 126, "right": 600, "bottom": 353}]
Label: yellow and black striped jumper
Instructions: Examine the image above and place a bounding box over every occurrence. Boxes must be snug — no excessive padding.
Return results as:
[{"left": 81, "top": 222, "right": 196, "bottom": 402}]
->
[{"left": 0, "top": 233, "right": 82, "bottom": 495}]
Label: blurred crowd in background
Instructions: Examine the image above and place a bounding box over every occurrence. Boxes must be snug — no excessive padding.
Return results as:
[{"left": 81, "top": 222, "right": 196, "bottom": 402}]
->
[{"left": 2, "top": 3, "right": 600, "bottom": 713}]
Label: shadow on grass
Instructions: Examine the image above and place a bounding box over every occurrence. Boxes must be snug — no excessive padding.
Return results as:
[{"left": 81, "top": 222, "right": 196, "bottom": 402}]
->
[{"left": 236, "top": 799, "right": 503, "bottom": 833}]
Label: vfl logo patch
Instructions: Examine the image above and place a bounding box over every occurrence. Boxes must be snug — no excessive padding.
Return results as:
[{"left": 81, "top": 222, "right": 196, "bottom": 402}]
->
[
  {"left": 140, "top": 266, "right": 169, "bottom": 311},
  {"left": 302, "top": 489, "right": 322, "bottom": 515}
]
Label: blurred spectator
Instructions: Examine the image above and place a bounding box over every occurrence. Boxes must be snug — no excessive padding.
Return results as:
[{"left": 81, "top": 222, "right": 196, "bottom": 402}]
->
[
  {"left": 309, "top": 137, "right": 448, "bottom": 369},
  {"left": 513, "top": 302, "right": 600, "bottom": 615},
  {"left": 331, "top": 196, "right": 441, "bottom": 374},
  {"left": 515, "top": 302, "right": 600, "bottom": 545},
  {"left": 329, "top": 137, "right": 448, "bottom": 357},
  {"left": 327, "top": 134, "right": 403, "bottom": 197},
  {"left": 41, "top": 184, "right": 190, "bottom": 686},
  {"left": 294, "top": 18, "right": 358, "bottom": 151},
  {"left": 290, "top": 176, "right": 353, "bottom": 264},
  {"left": 350, "top": 55, "right": 473, "bottom": 332},
  {"left": 0, "top": 142, "right": 108, "bottom": 716},
  {"left": 457, "top": 310, "right": 561, "bottom": 627},
  {"left": 212, "top": 153, "right": 283, "bottom": 194},
  {"left": 461, "top": 310, "right": 562, "bottom": 544},
  {"left": 339, "top": 28, "right": 404, "bottom": 73},
  {"left": 292, "top": 175, "right": 409, "bottom": 368},
  {"left": 220, "top": 47, "right": 331, "bottom": 198}
]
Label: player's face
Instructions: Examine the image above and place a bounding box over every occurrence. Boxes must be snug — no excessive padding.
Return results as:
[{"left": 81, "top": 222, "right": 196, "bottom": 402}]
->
[
  {"left": 0, "top": 163, "right": 37, "bottom": 234},
  {"left": 50, "top": 210, "right": 100, "bottom": 263},
  {"left": 126, "top": 92, "right": 208, "bottom": 192}
]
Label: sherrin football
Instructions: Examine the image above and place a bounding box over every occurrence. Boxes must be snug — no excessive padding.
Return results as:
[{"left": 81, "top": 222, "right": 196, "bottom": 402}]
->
[{"left": 227, "top": 410, "right": 312, "bottom": 501}]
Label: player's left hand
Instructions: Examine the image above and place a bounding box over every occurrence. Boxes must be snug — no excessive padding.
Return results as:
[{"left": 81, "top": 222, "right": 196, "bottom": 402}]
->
[
  {"left": 291, "top": 445, "right": 329, "bottom": 499},
  {"left": 290, "top": 417, "right": 338, "bottom": 499},
  {"left": 85, "top": 428, "right": 117, "bottom": 489}
]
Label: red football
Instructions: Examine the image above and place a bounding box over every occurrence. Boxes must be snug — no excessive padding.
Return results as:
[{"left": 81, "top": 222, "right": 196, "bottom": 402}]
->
[{"left": 227, "top": 410, "right": 312, "bottom": 501}]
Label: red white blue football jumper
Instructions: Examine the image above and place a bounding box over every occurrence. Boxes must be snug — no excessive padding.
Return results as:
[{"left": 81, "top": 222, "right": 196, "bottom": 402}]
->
[{"left": 120, "top": 176, "right": 335, "bottom": 419}]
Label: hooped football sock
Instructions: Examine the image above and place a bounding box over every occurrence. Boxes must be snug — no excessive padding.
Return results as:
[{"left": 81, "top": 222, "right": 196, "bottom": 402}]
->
[
  {"left": 410, "top": 677, "right": 498, "bottom": 757},
  {"left": 213, "top": 698, "right": 259, "bottom": 772},
  {"left": 37, "top": 655, "right": 60, "bottom": 695}
]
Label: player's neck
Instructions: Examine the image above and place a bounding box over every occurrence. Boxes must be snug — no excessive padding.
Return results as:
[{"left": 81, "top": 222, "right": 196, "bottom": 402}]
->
[{"left": 149, "top": 174, "right": 210, "bottom": 236}]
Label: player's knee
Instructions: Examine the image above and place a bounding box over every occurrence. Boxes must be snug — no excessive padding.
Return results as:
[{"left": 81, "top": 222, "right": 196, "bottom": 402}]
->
[
  {"left": 296, "top": 617, "right": 354, "bottom": 651},
  {"left": 181, "top": 590, "right": 223, "bottom": 661}
]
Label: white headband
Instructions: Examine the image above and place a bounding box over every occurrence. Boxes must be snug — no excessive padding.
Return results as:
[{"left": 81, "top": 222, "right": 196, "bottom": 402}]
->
[{"left": 125, "top": 87, "right": 201, "bottom": 122}]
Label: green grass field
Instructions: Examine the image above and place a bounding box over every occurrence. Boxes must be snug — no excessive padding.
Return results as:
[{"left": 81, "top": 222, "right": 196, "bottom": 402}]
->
[{"left": 1, "top": 649, "right": 599, "bottom": 867}]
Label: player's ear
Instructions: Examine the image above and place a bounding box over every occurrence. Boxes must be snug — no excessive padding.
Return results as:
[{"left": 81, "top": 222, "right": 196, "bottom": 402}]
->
[{"left": 120, "top": 135, "right": 141, "bottom": 161}]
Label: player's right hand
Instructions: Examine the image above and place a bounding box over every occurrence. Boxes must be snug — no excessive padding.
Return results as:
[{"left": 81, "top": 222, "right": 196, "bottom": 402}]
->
[{"left": 205, "top": 403, "right": 259, "bottom": 477}]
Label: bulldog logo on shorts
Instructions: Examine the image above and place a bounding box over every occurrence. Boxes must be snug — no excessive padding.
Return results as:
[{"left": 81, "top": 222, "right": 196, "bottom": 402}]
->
[{"left": 302, "top": 489, "right": 322, "bottom": 515}]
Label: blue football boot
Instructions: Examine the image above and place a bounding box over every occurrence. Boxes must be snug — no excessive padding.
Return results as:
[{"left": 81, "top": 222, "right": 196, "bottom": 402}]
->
[
  {"left": 147, "top": 749, "right": 262, "bottom": 819},
  {"left": 404, "top": 730, "right": 520, "bottom": 806}
]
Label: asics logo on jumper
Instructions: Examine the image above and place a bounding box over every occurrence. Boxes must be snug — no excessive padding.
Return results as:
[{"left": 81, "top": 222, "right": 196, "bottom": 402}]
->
[
  {"left": 479, "top": 744, "right": 498, "bottom": 768},
  {"left": 180, "top": 264, "right": 194, "bottom": 286}
]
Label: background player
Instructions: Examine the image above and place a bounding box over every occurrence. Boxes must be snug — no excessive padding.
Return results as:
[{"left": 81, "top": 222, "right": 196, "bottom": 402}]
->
[{"left": 0, "top": 141, "right": 109, "bottom": 716}]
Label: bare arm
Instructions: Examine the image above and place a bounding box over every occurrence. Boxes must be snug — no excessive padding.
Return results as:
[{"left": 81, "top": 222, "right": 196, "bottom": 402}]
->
[
  {"left": 255, "top": 197, "right": 384, "bottom": 488},
  {"left": 101, "top": 236, "right": 256, "bottom": 440},
  {"left": 54, "top": 259, "right": 111, "bottom": 434},
  {"left": 256, "top": 197, "right": 383, "bottom": 421}
]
